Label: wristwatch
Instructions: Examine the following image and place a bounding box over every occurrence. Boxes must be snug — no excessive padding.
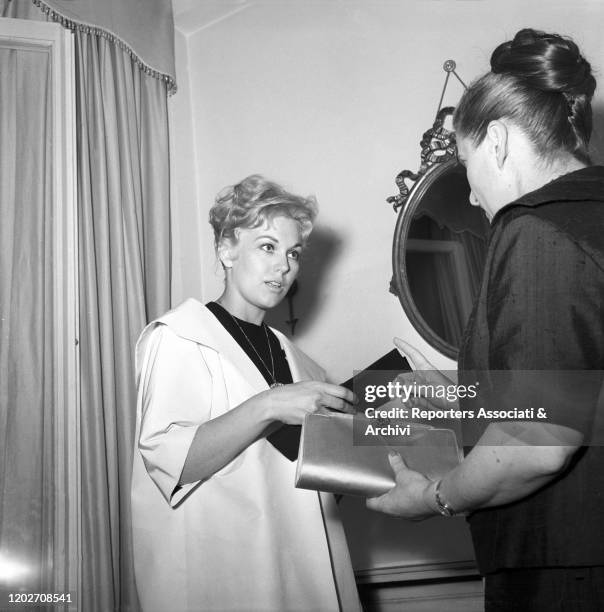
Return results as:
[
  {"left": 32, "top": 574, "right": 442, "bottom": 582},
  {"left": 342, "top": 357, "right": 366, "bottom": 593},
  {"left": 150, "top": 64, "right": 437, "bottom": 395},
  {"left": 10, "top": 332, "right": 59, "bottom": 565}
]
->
[{"left": 434, "top": 479, "right": 456, "bottom": 517}]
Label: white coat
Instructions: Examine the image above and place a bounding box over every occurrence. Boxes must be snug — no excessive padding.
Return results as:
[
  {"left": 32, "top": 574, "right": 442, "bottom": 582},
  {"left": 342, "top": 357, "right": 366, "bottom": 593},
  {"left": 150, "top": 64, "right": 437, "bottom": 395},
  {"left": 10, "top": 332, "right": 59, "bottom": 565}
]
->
[{"left": 131, "top": 298, "right": 361, "bottom": 612}]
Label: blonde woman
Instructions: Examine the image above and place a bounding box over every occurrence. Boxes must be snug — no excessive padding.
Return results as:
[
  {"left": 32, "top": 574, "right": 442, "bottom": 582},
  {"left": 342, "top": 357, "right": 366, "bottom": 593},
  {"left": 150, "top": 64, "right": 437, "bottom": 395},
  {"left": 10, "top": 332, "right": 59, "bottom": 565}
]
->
[{"left": 131, "top": 175, "right": 361, "bottom": 612}]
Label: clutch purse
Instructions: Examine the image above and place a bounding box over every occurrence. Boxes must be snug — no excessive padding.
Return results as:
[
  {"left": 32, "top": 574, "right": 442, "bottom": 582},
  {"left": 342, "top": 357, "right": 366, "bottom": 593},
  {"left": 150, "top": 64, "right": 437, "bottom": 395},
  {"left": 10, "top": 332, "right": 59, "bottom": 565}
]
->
[{"left": 295, "top": 409, "right": 463, "bottom": 498}]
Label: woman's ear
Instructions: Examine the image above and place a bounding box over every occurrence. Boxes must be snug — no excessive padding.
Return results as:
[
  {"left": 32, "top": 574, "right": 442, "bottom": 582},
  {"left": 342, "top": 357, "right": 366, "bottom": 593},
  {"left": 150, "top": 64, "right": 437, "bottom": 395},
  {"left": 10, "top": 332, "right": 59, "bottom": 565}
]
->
[
  {"left": 217, "top": 237, "right": 237, "bottom": 269},
  {"left": 486, "top": 120, "right": 509, "bottom": 169}
]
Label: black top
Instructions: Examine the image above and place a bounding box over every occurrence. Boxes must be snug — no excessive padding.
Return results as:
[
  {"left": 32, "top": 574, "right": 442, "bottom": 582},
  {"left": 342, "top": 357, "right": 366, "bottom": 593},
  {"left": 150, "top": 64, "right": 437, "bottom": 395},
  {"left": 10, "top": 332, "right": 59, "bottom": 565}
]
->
[
  {"left": 205, "top": 301, "right": 301, "bottom": 461},
  {"left": 459, "top": 166, "right": 604, "bottom": 572}
]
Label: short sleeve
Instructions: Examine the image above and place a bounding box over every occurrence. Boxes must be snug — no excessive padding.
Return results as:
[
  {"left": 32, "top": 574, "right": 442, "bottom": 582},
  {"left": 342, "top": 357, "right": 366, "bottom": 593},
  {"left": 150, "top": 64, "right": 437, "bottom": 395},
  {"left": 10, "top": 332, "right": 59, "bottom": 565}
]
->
[
  {"left": 485, "top": 215, "right": 604, "bottom": 433},
  {"left": 137, "top": 325, "right": 213, "bottom": 506}
]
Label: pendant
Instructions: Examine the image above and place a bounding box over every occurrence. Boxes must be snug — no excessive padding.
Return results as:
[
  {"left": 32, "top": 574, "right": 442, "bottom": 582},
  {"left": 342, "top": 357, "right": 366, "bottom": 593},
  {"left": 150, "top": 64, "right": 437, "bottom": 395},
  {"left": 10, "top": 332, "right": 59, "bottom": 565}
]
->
[{"left": 270, "top": 382, "right": 284, "bottom": 388}]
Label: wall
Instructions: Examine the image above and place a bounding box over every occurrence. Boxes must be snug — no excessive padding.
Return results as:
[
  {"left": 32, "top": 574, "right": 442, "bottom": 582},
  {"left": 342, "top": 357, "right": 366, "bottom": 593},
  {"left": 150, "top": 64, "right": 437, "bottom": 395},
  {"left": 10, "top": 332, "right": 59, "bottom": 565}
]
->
[
  {"left": 170, "top": 0, "right": 604, "bottom": 381},
  {"left": 169, "top": 25, "right": 203, "bottom": 307},
  {"left": 169, "top": 0, "right": 604, "bottom": 584}
]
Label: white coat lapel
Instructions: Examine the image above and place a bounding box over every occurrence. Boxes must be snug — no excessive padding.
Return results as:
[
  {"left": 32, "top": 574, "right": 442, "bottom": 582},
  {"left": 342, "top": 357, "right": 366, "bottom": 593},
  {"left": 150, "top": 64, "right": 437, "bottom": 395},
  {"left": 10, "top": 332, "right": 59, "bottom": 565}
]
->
[
  {"left": 155, "top": 299, "right": 325, "bottom": 391},
  {"left": 156, "top": 298, "right": 269, "bottom": 395}
]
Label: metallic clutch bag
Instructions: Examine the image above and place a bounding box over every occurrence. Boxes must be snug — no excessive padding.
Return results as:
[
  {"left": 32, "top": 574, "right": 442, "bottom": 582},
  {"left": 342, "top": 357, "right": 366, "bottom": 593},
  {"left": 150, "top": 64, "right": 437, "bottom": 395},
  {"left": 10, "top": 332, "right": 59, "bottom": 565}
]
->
[{"left": 295, "top": 409, "right": 463, "bottom": 498}]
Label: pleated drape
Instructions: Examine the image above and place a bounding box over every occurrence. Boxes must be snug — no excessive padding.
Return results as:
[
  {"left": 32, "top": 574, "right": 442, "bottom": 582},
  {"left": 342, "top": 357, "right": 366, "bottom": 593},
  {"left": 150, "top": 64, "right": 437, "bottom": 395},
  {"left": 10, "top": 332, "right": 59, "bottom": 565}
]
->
[
  {"left": 74, "top": 30, "right": 171, "bottom": 612},
  {"left": 0, "top": 39, "right": 55, "bottom": 597},
  {"left": 2, "top": 2, "right": 172, "bottom": 608}
]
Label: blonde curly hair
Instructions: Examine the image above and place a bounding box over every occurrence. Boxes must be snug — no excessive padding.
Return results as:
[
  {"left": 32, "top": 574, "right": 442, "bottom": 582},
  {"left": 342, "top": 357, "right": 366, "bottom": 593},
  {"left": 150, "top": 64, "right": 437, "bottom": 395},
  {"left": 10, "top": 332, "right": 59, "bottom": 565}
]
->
[{"left": 209, "top": 175, "right": 318, "bottom": 249}]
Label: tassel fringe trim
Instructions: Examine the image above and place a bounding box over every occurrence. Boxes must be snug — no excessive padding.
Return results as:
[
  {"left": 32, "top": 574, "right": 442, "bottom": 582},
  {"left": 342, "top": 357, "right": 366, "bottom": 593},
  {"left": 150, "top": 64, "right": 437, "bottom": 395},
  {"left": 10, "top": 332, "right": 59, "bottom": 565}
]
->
[{"left": 32, "top": 0, "right": 177, "bottom": 95}]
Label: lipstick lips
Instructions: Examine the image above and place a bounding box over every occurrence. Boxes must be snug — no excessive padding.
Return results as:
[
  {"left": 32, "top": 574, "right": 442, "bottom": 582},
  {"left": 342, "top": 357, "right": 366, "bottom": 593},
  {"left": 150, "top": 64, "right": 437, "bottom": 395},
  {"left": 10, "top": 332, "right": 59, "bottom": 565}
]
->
[{"left": 265, "top": 280, "right": 284, "bottom": 290}]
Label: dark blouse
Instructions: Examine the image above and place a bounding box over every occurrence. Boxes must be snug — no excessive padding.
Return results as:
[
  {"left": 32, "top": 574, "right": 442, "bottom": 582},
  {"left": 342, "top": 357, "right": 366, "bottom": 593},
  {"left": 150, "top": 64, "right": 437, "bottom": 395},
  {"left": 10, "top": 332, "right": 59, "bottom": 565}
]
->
[
  {"left": 459, "top": 166, "right": 604, "bottom": 573},
  {"left": 205, "top": 301, "right": 301, "bottom": 460}
]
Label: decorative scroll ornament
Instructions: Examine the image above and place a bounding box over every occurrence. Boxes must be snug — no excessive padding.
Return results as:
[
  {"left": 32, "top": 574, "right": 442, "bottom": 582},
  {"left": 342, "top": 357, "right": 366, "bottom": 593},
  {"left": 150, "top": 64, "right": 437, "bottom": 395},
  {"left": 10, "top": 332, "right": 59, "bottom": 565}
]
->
[
  {"left": 387, "top": 106, "right": 457, "bottom": 212},
  {"left": 387, "top": 60, "right": 466, "bottom": 212}
]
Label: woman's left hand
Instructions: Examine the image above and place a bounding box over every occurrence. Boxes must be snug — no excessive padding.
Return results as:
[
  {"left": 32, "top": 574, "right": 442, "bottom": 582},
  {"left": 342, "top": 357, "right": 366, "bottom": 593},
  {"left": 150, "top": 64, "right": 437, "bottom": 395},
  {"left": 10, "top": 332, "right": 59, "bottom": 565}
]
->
[{"left": 366, "top": 453, "right": 437, "bottom": 521}]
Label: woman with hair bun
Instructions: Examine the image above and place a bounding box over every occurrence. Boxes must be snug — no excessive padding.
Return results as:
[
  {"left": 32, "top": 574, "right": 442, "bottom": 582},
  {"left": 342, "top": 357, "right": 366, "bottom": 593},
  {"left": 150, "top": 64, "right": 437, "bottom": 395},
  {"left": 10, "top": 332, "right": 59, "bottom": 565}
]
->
[
  {"left": 368, "top": 29, "right": 604, "bottom": 610},
  {"left": 131, "top": 175, "right": 361, "bottom": 612}
]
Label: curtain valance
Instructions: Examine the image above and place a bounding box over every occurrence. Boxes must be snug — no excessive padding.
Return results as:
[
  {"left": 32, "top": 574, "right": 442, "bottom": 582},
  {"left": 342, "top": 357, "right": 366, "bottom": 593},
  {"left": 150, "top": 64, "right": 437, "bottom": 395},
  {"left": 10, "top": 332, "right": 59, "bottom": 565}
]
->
[{"left": 33, "top": 0, "right": 176, "bottom": 93}]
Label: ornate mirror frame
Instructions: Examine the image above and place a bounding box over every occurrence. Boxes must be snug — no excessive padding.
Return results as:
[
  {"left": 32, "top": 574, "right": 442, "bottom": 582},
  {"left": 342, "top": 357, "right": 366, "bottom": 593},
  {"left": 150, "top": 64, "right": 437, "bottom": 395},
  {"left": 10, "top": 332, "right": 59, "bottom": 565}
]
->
[{"left": 389, "top": 106, "right": 469, "bottom": 360}]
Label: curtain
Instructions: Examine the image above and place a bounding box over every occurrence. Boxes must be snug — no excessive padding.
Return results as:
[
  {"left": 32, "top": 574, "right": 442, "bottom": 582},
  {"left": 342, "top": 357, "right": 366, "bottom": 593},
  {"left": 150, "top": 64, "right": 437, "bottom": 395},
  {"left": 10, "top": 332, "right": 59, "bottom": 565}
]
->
[
  {"left": 1, "top": 0, "right": 176, "bottom": 92},
  {"left": 1, "top": 2, "right": 173, "bottom": 609},
  {"left": 405, "top": 216, "right": 488, "bottom": 347},
  {"left": 406, "top": 249, "right": 465, "bottom": 345},
  {"left": 75, "top": 29, "right": 171, "bottom": 612},
  {"left": 0, "top": 41, "right": 55, "bottom": 596},
  {"left": 32, "top": 0, "right": 175, "bottom": 91},
  {"left": 1, "top": 0, "right": 39, "bottom": 18}
]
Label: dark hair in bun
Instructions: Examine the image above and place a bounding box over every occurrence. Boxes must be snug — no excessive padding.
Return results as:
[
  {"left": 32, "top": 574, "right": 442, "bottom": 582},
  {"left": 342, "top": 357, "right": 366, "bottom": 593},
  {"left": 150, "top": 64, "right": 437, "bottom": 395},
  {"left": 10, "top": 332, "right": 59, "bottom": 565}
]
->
[{"left": 454, "top": 28, "right": 596, "bottom": 164}]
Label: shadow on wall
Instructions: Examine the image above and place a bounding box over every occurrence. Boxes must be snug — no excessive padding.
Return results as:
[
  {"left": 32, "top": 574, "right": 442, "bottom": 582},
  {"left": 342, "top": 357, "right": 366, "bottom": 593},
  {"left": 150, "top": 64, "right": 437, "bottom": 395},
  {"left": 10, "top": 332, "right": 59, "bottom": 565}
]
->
[
  {"left": 589, "top": 103, "right": 604, "bottom": 164},
  {"left": 264, "top": 224, "right": 344, "bottom": 339}
]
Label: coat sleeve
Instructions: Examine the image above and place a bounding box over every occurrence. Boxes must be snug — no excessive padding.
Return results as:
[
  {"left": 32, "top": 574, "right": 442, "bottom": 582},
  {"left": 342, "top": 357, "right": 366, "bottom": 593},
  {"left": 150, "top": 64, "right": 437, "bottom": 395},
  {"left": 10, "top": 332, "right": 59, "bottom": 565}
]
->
[
  {"left": 485, "top": 214, "right": 604, "bottom": 434},
  {"left": 136, "top": 324, "right": 213, "bottom": 506}
]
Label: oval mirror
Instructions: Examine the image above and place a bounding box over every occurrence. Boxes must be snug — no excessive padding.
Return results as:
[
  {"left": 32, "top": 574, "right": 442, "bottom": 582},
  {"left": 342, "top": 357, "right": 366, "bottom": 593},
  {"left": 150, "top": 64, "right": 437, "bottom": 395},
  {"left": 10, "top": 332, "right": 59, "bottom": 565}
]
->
[{"left": 389, "top": 109, "right": 490, "bottom": 360}]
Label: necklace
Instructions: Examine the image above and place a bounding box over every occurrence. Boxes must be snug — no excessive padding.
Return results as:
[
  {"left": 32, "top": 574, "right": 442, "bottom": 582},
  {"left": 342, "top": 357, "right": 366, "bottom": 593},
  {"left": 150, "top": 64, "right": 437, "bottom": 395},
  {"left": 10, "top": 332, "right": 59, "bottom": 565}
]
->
[{"left": 224, "top": 309, "right": 283, "bottom": 388}]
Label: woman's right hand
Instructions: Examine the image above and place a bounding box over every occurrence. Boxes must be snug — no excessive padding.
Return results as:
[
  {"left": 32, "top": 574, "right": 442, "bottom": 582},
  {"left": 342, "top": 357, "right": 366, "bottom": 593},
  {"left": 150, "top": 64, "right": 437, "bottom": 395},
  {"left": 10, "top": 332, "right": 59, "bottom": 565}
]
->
[
  {"left": 262, "top": 381, "right": 356, "bottom": 425},
  {"left": 392, "top": 337, "right": 458, "bottom": 412}
]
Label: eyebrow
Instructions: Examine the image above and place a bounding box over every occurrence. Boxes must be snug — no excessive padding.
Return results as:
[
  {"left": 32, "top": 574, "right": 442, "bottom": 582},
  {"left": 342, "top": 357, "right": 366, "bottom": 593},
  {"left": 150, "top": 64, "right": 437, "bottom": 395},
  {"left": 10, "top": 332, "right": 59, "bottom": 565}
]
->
[{"left": 255, "top": 234, "right": 302, "bottom": 249}]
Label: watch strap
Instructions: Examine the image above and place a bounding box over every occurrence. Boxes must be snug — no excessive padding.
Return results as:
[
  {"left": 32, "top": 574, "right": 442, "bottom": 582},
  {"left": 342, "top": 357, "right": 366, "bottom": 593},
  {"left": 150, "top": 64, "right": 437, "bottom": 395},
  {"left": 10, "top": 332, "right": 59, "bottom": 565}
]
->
[{"left": 434, "top": 479, "right": 456, "bottom": 517}]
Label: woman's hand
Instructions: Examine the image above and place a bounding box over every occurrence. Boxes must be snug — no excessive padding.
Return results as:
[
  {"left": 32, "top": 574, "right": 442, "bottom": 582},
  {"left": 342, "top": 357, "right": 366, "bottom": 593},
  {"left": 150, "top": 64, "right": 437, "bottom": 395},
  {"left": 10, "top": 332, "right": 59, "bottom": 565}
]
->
[
  {"left": 262, "top": 381, "right": 356, "bottom": 425},
  {"left": 393, "top": 338, "right": 458, "bottom": 412},
  {"left": 366, "top": 453, "right": 438, "bottom": 521},
  {"left": 180, "top": 381, "right": 353, "bottom": 485}
]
